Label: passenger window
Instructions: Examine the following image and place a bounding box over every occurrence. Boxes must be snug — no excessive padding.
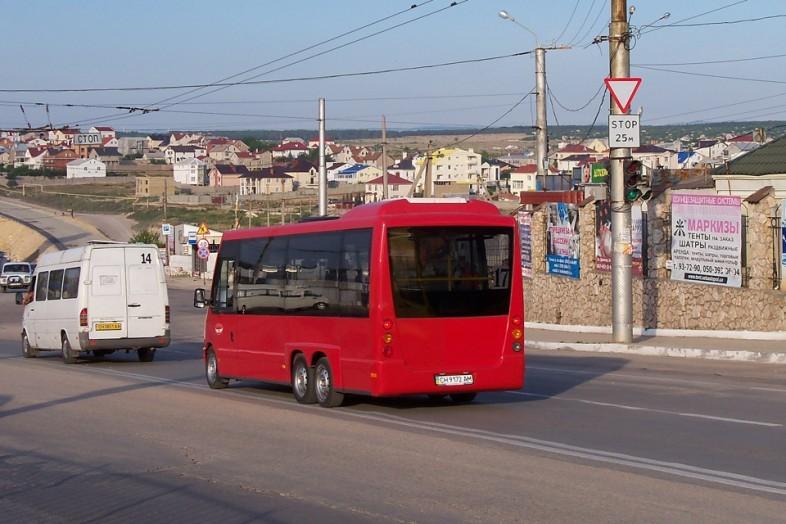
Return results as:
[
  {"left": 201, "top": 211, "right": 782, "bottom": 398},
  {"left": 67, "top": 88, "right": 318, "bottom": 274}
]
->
[
  {"left": 287, "top": 232, "right": 341, "bottom": 315},
  {"left": 62, "top": 267, "right": 81, "bottom": 299},
  {"left": 35, "top": 272, "right": 49, "bottom": 302},
  {"left": 47, "top": 269, "right": 64, "bottom": 300},
  {"left": 235, "top": 237, "right": 287, "bottom": 314},
  {"left": 338, "top": 230, "right": 372, "bottom": 317}
]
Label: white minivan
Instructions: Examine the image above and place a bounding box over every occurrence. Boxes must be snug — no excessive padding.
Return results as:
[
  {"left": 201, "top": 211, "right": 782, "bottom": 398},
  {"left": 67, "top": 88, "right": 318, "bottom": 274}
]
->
[{"left": 19, "top": 242, "right": 170, "bottom": 363}]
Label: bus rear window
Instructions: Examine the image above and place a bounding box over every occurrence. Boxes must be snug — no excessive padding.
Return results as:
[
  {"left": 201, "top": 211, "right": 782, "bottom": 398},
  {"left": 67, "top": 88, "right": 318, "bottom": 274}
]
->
[{"left": 388, "top": 227, "right": 512, "bottom": 318}]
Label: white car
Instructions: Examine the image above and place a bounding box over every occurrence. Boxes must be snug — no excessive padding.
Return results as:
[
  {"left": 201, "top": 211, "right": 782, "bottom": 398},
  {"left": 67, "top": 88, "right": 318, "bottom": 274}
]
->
[
  {"left": 1, "top": 262, "right": 33, "bottom": 292},
  {"left": 19, "top": 242, "right": 170, "bottom": 363}
]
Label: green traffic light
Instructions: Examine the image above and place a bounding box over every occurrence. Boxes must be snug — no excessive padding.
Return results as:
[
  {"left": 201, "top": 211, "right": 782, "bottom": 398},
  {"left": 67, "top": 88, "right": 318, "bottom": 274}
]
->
[{"left": 625, "top": 187, "right": 641, "bottom": 202}]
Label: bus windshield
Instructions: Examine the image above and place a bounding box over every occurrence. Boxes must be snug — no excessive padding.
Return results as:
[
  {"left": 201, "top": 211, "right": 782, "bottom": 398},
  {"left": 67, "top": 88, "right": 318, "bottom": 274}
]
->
[{"left": 388, "top": 227, "right": 512, "bottom": 318}]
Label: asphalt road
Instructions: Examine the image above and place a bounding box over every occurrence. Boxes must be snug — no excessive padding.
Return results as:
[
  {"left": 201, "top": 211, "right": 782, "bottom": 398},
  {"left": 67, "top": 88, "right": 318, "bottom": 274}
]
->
[{"left": 1, "top": 285, "right": 785, "bottom": 522}]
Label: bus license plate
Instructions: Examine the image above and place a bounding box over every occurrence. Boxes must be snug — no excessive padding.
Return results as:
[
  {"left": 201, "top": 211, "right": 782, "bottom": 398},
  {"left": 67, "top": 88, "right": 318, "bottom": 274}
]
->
[
  {"left": 95, "top": 322, "right": 122, "bottom": 331},
  {"left": 435, "top": 374, "right": 474, "bottom": 386}
]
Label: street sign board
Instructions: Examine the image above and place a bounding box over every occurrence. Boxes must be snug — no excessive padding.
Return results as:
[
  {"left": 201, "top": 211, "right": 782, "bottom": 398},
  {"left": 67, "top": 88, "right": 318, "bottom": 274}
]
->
[
  {"left": 161, "top": 223, "right": 172, "bottom": 236},
  {"left": 608, "top": 115, "right": 641, "bottom": 147},
  {"left": 73, "top": 133, "right": 102, "bottom": 146},
  {"left": 604, "top": 77, "right": 642, "bottom": 114},
  {"left": 197, "top": 238, "right": 209, "bottom": 250},
  {"left": 197, "top": 247, "right": 210, "bottom": 260},
  {"left": 187, "top": 231, "right": 197, "bottom": 245},
  {"left": 196, "top": 223, "right": 209, "bottom": 235}
]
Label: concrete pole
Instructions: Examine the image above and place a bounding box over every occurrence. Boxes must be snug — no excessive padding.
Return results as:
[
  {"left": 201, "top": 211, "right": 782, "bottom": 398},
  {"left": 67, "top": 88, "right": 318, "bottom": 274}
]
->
[
  {"left": 535, "top": 47, "right": 548, "bottom": 184},
  {"left": 609, "top": 0, "right": 633, "bottom": 343},
  {"left": 318, "top": 97, "right": 327, "bottom": 216},
  {"left": 381, "top": 115, "right": 388, "bottom": 200}
]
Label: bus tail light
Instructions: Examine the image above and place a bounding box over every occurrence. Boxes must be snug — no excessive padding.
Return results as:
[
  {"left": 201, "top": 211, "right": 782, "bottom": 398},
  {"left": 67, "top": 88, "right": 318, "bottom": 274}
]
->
[
  {"left": 512, "top": 342, "right": 523, "bottom": 352},
  {"left": 382, "top": 333, "right": 393, "bottom": 344},
  {"left": 511, "top": 328, "right": 523, "bottom": 341},
  {"left": 80, "top": 308, "right": 88, "bottom": 327},
  {"left": 382, "top": 319, "right": 393, "bottom": 330},
  {"left": 165, "top": 305, "right": 171, "bottom": 324},
  {"left": 512, "top": 316, "right": 522, "bottom": 326}
]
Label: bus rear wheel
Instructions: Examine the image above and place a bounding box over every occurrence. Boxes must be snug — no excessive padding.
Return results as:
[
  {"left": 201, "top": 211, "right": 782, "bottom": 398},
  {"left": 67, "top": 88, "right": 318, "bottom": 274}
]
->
[
  {"left": 292, "top": 355, "right": 316, "bottom": 404},
  {"left": 450, "top": 392, "right": 477, "bottom": 403},
  {"left": 62, "top": 336, "right": 77, "bottom": 364},
  {"left": 206, "top": 349, "right": 229, "bottom": 389},
  {"left": 314, "top": 357, "right": 344, "bottom": 408},
  {"left": 22, "top": 333, "right": 38, "bottom": 358}
]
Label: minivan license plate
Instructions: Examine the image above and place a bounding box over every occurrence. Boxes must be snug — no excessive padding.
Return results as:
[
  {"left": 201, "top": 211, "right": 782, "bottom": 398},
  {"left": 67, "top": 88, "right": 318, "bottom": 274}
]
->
[
  {"left": 95, "top": 322, "right": 122, "bottom": 331},
  {"left": 435, "top": 374, "right": 474, "bottom": 386}
]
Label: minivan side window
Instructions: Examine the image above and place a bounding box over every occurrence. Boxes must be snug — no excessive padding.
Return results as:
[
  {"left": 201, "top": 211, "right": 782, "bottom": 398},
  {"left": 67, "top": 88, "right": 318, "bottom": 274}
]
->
[
  {"left": 62, "top": 267, "right": 81, "bottom": 299},
  {"left": 48, "top": 269, "right": 64, "bottom": 300},
  {"left": 35, "top": 272, "right": 49, "bottom": 302}
]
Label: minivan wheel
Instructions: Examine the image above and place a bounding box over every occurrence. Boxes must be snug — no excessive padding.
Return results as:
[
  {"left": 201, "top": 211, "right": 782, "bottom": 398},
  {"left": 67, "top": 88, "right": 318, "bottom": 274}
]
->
[
  {"left": 206, "top": 350, "right": 229, "bottom": 389},
  {"left": 137, "top": 348, "right": 156, "bottom": 362},
  {"left": 22, "top": 333, "right": 38, "bottom": 358},
  {"left": 61, "top": 337, "right": 77, "bottom": 364},
  {"left": 314, "top": 357, "right": 344, "bottom": 408},
  {"left": 292, "top": 354, "right": 316, "bottom": 404}
]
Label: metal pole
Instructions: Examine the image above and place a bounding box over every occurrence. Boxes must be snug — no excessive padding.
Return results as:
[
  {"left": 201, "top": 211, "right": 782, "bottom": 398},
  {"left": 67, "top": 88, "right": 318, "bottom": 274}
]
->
[
  {"left": 424, "top": 142, "right": 433, "bottom": 198},
  {"left": 381, "top": 115, "right": 388, "bottom": 200},
  {"left": 535, "top": 47, "right": 548, "bottom": 183},
  {"left": 609, "top": 0, "right": 633, "bottom": 343},
  {"left": 318, "top": 98, "right": 327, "bottom": 216}
]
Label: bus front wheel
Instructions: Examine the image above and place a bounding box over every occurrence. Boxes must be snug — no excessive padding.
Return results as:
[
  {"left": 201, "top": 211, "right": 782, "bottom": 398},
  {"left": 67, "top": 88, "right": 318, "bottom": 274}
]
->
[
  {"left": 314, "top": 357, "right": 344, "bottom": 408},
  {"left": 292, "top": 354, "right": 316, "bottom": 404},
  {"left": 206, "top": 349, "right": 229, "bottom": 389}
]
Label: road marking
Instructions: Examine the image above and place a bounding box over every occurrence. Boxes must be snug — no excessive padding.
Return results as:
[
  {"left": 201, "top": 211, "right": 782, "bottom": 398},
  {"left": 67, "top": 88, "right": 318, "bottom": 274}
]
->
[
  {"left": 65, "top": 365, "right": 786, "bottom": 497},
  {"left": 507, "top": 391, "right": 782, "bottom": 427},
  {"left": 527, "top": 364, "right": 786, "bottom": 393}
]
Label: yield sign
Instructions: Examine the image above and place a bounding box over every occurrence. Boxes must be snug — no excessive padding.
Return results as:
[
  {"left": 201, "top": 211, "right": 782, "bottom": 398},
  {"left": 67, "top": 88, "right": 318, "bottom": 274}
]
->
[{"left": 604, "top": 77, "right": 642, "bottom": 113}]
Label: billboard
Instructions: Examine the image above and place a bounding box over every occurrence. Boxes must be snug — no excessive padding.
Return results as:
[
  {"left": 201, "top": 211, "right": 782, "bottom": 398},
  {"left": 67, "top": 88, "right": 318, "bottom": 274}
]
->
[
  {"left": 73, "top": 133, "right": 102, "bottom": 146},
  {"left": 546, "top": 203, "right": 580, "bottom": 279},
  {"left": 590, "top": 162, "right": 609, "bottom": 184},
  {"left": 517, "top": 210, "right": 532, "bottom": 278},
  {"left": 670, "top": 192, "right": 742, "bottom": 287},
  {"left": 595, "top": 200, "right": 644, "bottom": 276}
]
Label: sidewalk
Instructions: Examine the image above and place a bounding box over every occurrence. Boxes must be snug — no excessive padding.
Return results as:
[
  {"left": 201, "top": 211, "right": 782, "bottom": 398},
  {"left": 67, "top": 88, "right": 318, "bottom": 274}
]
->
[{"left": 526, "top": 325, "right": 786, "bottom": 364}]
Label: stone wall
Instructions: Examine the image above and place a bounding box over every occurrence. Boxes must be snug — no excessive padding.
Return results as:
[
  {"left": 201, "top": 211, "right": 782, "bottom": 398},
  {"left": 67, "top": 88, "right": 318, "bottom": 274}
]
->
[{"left": 523, "top": 188, "right": 786, "bottom": 331}]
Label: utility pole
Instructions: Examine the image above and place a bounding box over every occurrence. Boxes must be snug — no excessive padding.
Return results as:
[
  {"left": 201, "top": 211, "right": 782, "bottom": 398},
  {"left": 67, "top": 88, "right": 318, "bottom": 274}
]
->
[
  {"left": 318, "top": 97, "right": 327, "bottom": 216},
  {"left": 381, "top": 115, "right": 389, "bottom": 200},
  {"left": 535, "top": 47, "right": 548, "bottom": 183},
  {"left": 163, "top": 178, "right": 168, "bottom": 221},
  {"left": 424, "top": 141, "right": 433, "bottom": 197},
  {"left": 609, "top": 0, "right": 633, "bottom": 343}
]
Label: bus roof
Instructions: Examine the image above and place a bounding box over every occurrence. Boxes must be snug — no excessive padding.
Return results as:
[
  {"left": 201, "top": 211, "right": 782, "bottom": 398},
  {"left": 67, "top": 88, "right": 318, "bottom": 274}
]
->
[{"left": 223, "top": 198, "right": 510, "bottom": 242}]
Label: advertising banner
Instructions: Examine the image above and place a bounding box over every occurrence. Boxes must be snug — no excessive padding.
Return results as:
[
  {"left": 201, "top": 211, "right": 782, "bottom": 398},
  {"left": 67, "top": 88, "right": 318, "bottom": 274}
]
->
[
  {"left": 517, "top": 210, "right": 533, "bottom": 278},
  {"left": 670, "top": 192, "right": 742, "bottom": 287},
  {"left": 546, "top": 203, "right": 580, "bottom": 279},
  {"left": 590, "top": 162, "right": 609, "bottom": 184},
  {"left": 595, "top": 200, "right": 644, "bottom": 276}
]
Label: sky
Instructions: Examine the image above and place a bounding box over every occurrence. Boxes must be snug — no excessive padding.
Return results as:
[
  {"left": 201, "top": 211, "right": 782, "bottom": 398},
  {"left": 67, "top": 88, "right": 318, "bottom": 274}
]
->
[{"left": 1, "top": 0, "right": 784, "bottom": 133}]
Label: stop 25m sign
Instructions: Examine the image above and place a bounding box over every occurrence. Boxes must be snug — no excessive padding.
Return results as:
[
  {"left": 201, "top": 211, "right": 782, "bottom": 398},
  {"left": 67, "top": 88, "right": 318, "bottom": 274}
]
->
[{"left": 608, "top": 114, "right": 640, "bottom": 148}]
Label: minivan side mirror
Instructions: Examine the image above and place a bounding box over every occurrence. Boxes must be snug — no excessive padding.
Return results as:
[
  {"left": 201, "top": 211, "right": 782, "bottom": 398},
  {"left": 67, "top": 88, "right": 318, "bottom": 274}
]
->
[
  {"left": 15, "top": 292, "right": 24, "bottom": 305},
  {"left": 194, "top": 288, "right": 208, "bottom": 308}
]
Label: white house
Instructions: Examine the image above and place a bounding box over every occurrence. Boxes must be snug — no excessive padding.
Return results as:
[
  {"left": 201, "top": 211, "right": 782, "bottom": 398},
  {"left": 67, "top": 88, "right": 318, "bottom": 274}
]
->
[
  {"left": 271, "top": 141, "right": 309, "bottom": 159},
  {"left": 89, "top": 126, "right": 116, "bottom": 140},
  {"left": 66, "top": 158, "right": 106, "bottom": 179},
  {"left": 165, "top": 145, "right": 207, "bottom": 164},
  {"left": 365, "top": 174, "right": 412, "bottom": 202},
  {"left": 508, "top": 164, "right": 540, "bottom": 195},
  {"left": 173, "top": 158, "right": 206, "bottom": 185}
]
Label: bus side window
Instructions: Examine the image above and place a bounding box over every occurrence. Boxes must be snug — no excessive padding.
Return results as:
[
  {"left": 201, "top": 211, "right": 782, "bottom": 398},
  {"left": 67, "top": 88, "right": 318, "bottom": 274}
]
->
[{"left": 212, "top": 257, "right": 236, "bottom": 312}]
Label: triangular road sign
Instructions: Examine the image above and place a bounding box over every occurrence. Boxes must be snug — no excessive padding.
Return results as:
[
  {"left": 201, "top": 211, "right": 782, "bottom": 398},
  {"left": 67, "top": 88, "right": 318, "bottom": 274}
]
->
[
  {"left": 197, "top": 223, "right": 209, "bottom": 235},
  {"left": 604, "top": 77, "right": 642, "bottom": 113}
]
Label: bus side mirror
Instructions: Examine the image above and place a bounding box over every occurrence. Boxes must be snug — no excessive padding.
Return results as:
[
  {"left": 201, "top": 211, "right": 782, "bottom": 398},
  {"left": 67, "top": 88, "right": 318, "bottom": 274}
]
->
[
  {"left": 194, "top": 288, "right": 208, "bottom": 308},
  {"left": 15, "top": 292, "right": 24, "bottom": 305}
]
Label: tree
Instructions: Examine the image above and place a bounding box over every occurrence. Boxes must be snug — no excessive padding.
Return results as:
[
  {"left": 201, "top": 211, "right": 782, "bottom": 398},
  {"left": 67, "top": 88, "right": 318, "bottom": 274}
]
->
[{"left": 129, "top": 229, "right": 164, "bottom": 247}]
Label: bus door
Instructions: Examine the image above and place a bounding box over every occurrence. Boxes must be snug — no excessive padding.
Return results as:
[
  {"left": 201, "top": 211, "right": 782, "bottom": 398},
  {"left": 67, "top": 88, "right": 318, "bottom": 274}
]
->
[{"left": 209, "top": 254, "right": 242, "bottom": 376}]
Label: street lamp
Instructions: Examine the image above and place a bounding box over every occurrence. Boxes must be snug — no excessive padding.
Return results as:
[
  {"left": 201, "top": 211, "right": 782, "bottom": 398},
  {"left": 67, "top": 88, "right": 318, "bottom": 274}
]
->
[{"left": 497, "top": 10, "right": 539, "bottom": 47}]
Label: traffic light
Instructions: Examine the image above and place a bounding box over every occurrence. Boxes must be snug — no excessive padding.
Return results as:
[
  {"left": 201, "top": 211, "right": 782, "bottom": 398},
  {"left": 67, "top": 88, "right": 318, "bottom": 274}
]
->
[{"left": 623, "top": 160, "right": 651, "bottom": 202}]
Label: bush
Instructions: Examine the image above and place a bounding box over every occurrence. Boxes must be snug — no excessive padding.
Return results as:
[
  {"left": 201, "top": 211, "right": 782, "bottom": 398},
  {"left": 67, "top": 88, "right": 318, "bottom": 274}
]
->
[{"left": 129, "top": 229, "right": 164, "bottom": 247}]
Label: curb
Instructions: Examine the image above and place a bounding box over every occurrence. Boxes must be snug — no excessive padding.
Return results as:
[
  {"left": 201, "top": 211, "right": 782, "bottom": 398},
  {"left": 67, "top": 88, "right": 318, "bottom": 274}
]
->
[
  {"left": 527, "top": 340, "right": 786, "bottom": 364},
  {"left": 525, "top": 322, "right": 786, "bottom": 341}
]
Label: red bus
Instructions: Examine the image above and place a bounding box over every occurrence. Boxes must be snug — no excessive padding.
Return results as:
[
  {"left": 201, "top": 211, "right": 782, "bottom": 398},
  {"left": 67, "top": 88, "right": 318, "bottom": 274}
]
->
[{"left": 194, "top": 198, "right": 524, "bottom": 407}]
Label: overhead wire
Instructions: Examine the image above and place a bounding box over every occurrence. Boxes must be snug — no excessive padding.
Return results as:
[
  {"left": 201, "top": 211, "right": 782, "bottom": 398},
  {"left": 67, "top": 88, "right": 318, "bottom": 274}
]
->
[
  {"left": 634, "top": 52, "right": 786, "bottom": 67},
  {"left": 639, "top": 0, "right": 749, "bottom": 35},
  {"left": 633, "top": 65, "right": 786, "bottom": 86},
  {"left": 545, "top": 81, "right": 605, "bottom": 112},
  {"left": 553, "top": 0, "right": 583, "bottom": 44},
  {"left": 654, "top": 13, "right": 786, "bottom": 28},
  {"left": 567, "top": 0, "right": 599, "bottom": 46}
]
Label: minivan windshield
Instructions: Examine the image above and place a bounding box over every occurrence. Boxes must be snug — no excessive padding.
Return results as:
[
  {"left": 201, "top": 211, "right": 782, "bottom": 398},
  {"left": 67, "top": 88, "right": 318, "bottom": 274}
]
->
[
  {"left": 388, "top": 227, "right": 512, "bottom": 318},
  {"left": 2, "top": 264, "right": 30, "bottom": 273}
]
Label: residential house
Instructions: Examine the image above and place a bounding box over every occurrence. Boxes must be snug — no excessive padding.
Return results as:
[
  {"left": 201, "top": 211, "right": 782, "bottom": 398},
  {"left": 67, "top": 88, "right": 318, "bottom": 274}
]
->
[
  {"left": 333, "top": 164, "right": 382, "bottom": 184},
  {"left": 713, "top": 135, "right": 786, "bottom": 199},
  {"left": 173, "top": 158, "right": 207, "bottom": 186},
  {"left": 556, "top": 154, "right": 599, "bottom": 174},
  {"left": 143, "top": 151, "right": 167, "bottom": 163},
  {"left": 333, "top": 145, "right": 371, "bottom": 164},
  {"left": 101, "top": 136, "right": 120, "bottom": 148},
  {"left": 550, "top": 143, "right": 597, "bottom": 164},
  {"left": 363, "top": 151, "right": 395, "bottom": 171},
  {"left": 88, "top": 147, "right": 122, "bottom": 167},
  {"left": 497, "top": 152, "right": 535, "bottom": 167},
  {"left": 89, "top": 126, "right": 116, "bottom": 140},
  {"left": 388, "top": 158, "right": 415, "bottom": 182},
  {"left": 24, "top": 147, "right": 47, "bottom": 170},
  {"left": 50, "top": 128, "right": 80, "bottom": 145},
  {"left": 44, "top": 148, "right": 78, "bottom": 170},
  {"left": 676, "top": 151, "right": 707, "bottom": 170},
  {"left": 229, "top": 151, "right": 256, "bottom": 168},
  {"left": 326, "top": 162, "right": 347, "bottom": 181},
  {"left": 509, "top": 164, "right": 555, "bottom": 195},
  {"left": 307, "top": 136, "right": 335, "bottom": 149},
  {"left": 632, "top": 144, "right": 677, "bottom": 170},
  {"left": 147, "top": 134, "right": 168, "bottom": 150},
  {"left": 118, "top": 136, "right": 148, "bottom": 157},
  {"left": 168, "top": 132, "right": 202, "bottom": 147},
  {"left": 240, "top": 166, "right": 294, "bottom": 195},
  {"left": 135, "top": 176, "right": 175, "bottom": 197},
  {"left": 583, "top": 138, "right": 609, "bottom": 154},
  {"left": 0, "top": 147, "right": 9, "bottom": 166},
  {"left": 208, "top": 164, "right": 250, "bottom": 188},
  {"left": 413, "top": 147, "right": 482, "bottom": 193},
  {"left": 165, "top": 145, "right": 207, "bottom": 164},
  {"left": 283, "top": 158, "right": 318, "bottom": 189},
  {"left": 271, "top": 141, "right": 309, "bottom": 159},
  {"left": 67, "top": 158, "right": 106, "bottom": 179},
  {"left": 694, "top": 140, "right": 727, "bottom": 166},
  {"left": 364, "top": 174, "right": 412, "bottom": 202}
]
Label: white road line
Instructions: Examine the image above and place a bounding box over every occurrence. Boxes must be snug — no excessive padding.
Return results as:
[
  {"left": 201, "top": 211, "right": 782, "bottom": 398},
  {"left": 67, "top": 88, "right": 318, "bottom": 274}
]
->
[
  {"left": 70, "top": 365, "right": 786, "bottom": 497},
  {"left": 527, "top": 364, "right": 786, "bottom": 393},
  {"left": 507, "top": 391, "right": 782, "bottom": 428}
]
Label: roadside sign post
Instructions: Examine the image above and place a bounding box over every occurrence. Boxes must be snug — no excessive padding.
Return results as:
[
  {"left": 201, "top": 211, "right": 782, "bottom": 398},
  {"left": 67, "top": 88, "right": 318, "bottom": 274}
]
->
[{"left": 608, "top": 114, "right": 640, "bottom": 148}]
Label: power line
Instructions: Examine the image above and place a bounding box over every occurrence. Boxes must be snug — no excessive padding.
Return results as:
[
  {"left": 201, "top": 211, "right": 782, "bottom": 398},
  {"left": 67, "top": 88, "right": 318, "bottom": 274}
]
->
[
  {"left": 567, "top": 0, "right": 599, "bottom": 46},
  {"left": 574, "top": 0, "right": 609, "bottom": 47},
  {"left": 645, "top": 90, "right": 786, "bottom": 123},
  {"left": 639, "top": 0, "right": 749, "bottom": 35},
  {"left": 448, "top": 91, "right": 534, "bottom": 148},
  {"left": 553, "top": 0, "right": 583, "bottom": 44},
  {"left": 577, "top": 90, "right": 607, "bottom": 145},
  {"left": 633, "top": 52, "right": 786, "bottom": 67},
  {"left": 546, "top": 81, "right": 605, "bottom": 112},
  {"left": 645, "top": 13, "right": 785, "bottom": 29},
  {"left": 633, "top": 65, "right": 786, "bottom": 85}
]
